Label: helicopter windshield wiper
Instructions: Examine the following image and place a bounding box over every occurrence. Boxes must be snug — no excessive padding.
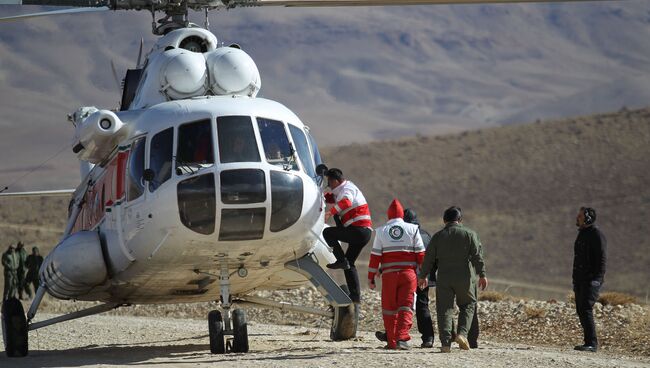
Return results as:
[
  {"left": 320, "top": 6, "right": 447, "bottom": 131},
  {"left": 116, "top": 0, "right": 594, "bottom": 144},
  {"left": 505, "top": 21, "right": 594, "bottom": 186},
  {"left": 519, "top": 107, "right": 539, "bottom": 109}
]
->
[{"left": 174, "top": 156, "right": 197, "bottom": 175}]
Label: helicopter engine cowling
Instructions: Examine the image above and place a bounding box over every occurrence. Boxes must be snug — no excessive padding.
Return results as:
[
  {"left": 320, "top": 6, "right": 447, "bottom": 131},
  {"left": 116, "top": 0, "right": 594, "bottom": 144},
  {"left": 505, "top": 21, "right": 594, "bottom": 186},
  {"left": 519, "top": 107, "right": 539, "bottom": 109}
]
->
[
  {"left": 39, "top": 231, "right": 108, "bottom": 299},
  {"left": 73, "top": 109, "right": 128, "bottom": 164},
  {"left": 206, "top": 47, "right": 261, "bottom": 97},
  {"left": 161, "top": 49, "right": 208, "bottom": 99}
]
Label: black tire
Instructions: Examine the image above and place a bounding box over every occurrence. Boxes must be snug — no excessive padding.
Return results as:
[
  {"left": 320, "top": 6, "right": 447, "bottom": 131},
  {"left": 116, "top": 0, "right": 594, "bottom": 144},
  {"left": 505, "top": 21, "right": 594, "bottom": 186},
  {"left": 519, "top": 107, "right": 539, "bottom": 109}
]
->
[
  {"left": 330, "top": 284, "right": 358, "bottom": 341},
  {"left": 231, "top": 309, "right": 249, "bottom": 353},
  {"left": 208, "top": 310, "right": 225, "bottom": 354},
  {"left": 1, "top": 297, "right": 29, "bottom": 357}
]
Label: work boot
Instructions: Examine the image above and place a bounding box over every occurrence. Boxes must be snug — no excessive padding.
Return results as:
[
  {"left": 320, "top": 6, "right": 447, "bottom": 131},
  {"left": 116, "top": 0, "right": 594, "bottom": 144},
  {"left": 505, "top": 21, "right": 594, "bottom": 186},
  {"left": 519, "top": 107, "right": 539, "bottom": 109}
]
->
[
  {"left": 375, "top": 331, "right": 387, "bottom": 342},
  {"left": 421, "top": 339, "right": 434, "bottom": 348},
  {"left": 326, "top": 260, "right": 350, "bottom": 270},
  {"left": 440, "top": 346, "right": 451, "bottom": 353},
  {"left": 574, "top": 344, "right": 597, "bottom": 352},
  {"left": 397, "top": 341, "right": 411, "bottom": 350},
  {"left": 455, "top": 335, "right": 470, "bottom": 350}
]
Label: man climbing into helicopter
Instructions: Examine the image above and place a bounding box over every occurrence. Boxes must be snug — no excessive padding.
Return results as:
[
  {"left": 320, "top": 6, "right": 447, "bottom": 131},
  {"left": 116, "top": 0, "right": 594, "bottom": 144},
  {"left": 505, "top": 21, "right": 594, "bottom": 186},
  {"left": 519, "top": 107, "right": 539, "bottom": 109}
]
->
[{"left": 322, "top": 168, "right": 373, "bottom": 304}]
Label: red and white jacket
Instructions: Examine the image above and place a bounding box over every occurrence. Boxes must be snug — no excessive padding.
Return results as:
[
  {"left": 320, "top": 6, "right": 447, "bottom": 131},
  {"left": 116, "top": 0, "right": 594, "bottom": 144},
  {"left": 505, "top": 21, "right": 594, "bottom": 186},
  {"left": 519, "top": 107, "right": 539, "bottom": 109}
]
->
[
  {"left": 368, "top": 218, "right": 424, "bottom": 280},
  {"left": 324, "top": 180, "right": 372, "bottom": 228}
]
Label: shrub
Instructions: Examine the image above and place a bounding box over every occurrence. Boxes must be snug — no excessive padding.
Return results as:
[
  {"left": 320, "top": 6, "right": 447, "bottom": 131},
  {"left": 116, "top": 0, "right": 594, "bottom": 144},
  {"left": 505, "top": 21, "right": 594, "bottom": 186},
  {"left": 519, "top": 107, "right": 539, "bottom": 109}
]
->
[
  {"left": 524, "top": 306, "right": 547, "bottom": 319},
  {"left": 479, "top": 291, "right": 508, "bottom": 302},
  {"left": 598, "top": 292, "right": 637, "bottom": 306}
]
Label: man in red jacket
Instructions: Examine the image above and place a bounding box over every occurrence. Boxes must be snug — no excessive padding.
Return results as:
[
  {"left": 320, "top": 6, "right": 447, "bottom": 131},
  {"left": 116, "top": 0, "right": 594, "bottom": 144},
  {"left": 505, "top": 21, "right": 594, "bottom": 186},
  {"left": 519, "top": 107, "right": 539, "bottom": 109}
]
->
[
  {"left": 323, "top": 168, "right": 373, "bottom": 304},
  {"left": 368, "top": 199, "right": 424, "bottom": 350}
]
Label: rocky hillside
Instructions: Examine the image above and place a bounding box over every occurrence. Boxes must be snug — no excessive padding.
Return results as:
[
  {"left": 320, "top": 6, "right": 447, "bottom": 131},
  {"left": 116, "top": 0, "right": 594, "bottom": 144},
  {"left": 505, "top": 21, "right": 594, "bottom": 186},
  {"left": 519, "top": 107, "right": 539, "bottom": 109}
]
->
[{"left": 321, "top": 107, "right": 650, "bottom": 297}]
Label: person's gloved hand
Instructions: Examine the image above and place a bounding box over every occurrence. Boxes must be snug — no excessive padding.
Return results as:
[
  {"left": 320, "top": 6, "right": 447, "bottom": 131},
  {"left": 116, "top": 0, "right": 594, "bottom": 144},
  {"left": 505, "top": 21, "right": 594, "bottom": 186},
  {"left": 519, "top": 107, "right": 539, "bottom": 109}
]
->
[
  {"left": 368, "top": 278, "right": 376, "bottom": 290},
  {"left": 324, "top": 193, "right": 335, "bottom": 204}
]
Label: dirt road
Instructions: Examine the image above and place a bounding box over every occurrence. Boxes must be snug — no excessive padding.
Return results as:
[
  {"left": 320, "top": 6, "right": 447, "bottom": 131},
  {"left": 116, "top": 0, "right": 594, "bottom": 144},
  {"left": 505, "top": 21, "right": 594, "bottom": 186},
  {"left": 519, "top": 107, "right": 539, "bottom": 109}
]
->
[{"left": 2, "top": 314, "right": 649, "bottom": 368}]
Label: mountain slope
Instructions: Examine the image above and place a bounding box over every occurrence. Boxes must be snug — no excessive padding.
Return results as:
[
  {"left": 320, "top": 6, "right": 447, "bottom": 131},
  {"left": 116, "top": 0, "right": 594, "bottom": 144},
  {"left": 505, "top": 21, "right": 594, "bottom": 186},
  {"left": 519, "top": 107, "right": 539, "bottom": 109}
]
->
[{"left": 322, "top": 107, "right": 650, "bottom": 296}]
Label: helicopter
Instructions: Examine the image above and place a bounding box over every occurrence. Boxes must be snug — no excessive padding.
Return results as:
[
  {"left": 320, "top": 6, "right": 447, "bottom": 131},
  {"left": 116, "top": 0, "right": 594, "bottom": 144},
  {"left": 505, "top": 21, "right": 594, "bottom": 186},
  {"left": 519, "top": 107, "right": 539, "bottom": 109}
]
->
[{"left": 0, "top": 0, "right": 588, "bottom": 359}]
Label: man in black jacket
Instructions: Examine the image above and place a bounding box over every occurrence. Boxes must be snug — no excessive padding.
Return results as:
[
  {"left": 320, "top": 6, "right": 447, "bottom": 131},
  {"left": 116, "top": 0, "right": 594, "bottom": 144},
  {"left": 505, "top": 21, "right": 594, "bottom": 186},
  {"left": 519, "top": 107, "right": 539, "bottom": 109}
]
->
[{"left": 572, "top": 207, "right": 607, "bottom": 352}]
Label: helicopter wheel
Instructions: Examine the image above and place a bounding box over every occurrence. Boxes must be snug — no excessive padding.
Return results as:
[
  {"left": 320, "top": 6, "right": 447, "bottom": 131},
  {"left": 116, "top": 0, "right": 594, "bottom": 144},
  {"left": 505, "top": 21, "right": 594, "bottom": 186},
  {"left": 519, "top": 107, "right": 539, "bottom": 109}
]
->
[
  {"left": 231, "top": 309, "right": 249, "bottom": 353},
  {"left": 330, "top": 284, "right": 358, "bottom": 341},
  {"left": 208, "top": 310, "right": 225, "bottom": 354},
  {"left": 1, "top": 297, "right": 29, "bottom": 357}
]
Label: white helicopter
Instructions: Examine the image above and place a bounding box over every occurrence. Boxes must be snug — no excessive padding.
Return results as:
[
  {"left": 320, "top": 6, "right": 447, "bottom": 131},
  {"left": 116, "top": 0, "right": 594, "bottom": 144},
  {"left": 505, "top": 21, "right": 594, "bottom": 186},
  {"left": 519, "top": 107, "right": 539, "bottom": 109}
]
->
[{"left": 0, "top": 0, "right": 580, "bottom": 359}]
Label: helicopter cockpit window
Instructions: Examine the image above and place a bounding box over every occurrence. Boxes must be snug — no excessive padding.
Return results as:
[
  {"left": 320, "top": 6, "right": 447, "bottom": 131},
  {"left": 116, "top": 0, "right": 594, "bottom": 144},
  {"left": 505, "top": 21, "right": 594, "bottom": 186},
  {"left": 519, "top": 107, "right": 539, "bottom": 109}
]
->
[
  {"left": 176, "top": 119, "right": 214, "bottom": 175},
  {"left": 217, "top": 116, "right": 261, "bottom": 163},
  {"left": 306, "top": 130, "right": 323, "bottom": 168},
  {"left": 126, "top": 136, "right": 146, "bottom": 201},
  {"left": 149, "top": 127, "right": 173, "bottom": 192},
  {"left": 288, "top": 125, "right": 315, "bottom": 178},
  {"left": 257, "top": 118, "right": 298, "bottom": 170}
]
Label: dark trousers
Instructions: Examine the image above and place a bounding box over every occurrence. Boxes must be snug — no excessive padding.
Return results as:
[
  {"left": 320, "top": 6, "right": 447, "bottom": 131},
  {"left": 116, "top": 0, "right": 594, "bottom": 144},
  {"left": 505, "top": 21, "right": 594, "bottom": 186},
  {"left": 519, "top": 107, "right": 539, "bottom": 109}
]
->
[
  {"left": 574, "top": 282, "right": 601, "bottom": 346},
  {"left": 416, "top": 286, "right": 434, "bottom": 343},
  {"left": 323, "top": 226, "right": 372, "bottom": 303}
]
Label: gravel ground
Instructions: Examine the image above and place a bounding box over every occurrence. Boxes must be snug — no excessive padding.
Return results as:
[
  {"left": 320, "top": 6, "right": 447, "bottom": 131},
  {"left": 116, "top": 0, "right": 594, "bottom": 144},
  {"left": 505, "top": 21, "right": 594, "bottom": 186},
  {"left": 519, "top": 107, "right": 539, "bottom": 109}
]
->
[
  {"left": 2, "top": 314, "right": 649, "bottom": 368},
  {"left": 3, "top": 287, "right": 649, "bottom": 366}
]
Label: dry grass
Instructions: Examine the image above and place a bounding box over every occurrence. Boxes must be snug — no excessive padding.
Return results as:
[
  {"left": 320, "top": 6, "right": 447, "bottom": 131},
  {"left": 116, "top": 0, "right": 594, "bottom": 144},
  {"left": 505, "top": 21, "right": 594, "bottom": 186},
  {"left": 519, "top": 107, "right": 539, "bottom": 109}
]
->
[
  {"left": 524, "top": 306, "right": 547, "bottom": 319},
  {"left": 598, "top": 292, "right": 637, "bottom": 306},
  {"left": 479, "top": 291, "right": 509, "bottom": 302}
]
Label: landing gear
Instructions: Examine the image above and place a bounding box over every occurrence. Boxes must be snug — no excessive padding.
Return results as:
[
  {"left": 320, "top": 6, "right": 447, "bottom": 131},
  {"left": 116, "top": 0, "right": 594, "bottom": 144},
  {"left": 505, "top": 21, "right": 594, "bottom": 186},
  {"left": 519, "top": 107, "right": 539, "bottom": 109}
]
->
[
  {"left": 207, "top": 261, "right": 249, "bottom": 354},
  {"left": 208, "top": 310, "right": 225, "bottom": 354},
  {"left": 231, "top": 309, "right": 249, "bottom": 353},
  {"left": 330, "top": 285, "right": 358, "bottom": 341},
  {"left": 1, "top": 297, "right": 29, "bottom": 357}
]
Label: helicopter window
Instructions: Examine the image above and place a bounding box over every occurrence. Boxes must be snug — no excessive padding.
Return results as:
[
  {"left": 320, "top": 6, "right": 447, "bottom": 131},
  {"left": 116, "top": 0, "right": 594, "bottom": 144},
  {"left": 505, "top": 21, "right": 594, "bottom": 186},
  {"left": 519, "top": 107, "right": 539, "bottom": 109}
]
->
[
  {"left": 220, "top": 169, "right": 266, "bottom": 204},
  {"left": 270, "top": 171, "right": 303, "bottom": 232},
  {"left": 177, "top": 173, "right": 216, "bottom": 235},
  {"left": 126, "top": 136, "right": 146, "bottom": 202},
  {"left": 306, "top": 130, "right": 323, "bottom": 168},
  {"left": 257, "top": 118, "right": 298, "bottom": 170},
  {"left": 219, "top": 208, "right": 266, "bottom": 241},
  {"left": 288, "top": 125, "right": 315, "bottom": 178},
  {"left": 217, "top": 116, "right": 261, "bottom": 163},
  {"left": 149, "top": 127, "right": 173, "bottom": 192},
  {"left": 176, "top": 119, "right": 214, "bottom": 175}
]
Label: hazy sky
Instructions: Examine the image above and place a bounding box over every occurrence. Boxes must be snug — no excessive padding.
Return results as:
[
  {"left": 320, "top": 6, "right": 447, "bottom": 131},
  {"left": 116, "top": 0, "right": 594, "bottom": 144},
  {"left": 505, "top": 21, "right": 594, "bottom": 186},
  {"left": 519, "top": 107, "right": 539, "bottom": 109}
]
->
[{"left": 1, "top": 1, "right": 649, "bottom": 191}]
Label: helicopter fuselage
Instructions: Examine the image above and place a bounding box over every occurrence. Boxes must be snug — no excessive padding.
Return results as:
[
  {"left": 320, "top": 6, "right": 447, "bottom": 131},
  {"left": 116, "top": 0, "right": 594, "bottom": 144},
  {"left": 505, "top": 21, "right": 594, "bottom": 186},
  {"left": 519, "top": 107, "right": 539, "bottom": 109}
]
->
[{"left": 49, "top": 96, "right": 332, "bottom": 304}]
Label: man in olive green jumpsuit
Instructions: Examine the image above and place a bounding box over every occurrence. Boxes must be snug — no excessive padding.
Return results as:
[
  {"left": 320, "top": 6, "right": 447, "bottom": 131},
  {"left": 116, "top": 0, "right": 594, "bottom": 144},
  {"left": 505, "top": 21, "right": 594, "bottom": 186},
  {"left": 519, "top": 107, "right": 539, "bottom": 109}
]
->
[
  {"left": 418, "top": 207, "right": 488, "bottom": 352},
  {"left": 16, "top": 241, "right": 29, "bottom": 299},
  {"left": 2, "top": 244, "right": 19, "bottom": 300}
]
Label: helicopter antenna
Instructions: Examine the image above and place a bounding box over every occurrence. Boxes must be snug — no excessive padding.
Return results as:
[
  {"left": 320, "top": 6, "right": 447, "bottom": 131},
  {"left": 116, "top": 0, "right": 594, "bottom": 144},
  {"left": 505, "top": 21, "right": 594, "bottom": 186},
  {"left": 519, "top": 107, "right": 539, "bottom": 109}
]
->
[
  {"left": 204, "top": 8, "right": 210, "bottom": 31},
  {"left": 110, "top": 60, "right": 121, "bottom": 93},
  {"left": 137, "top": 38, "right": 144, "bottom": 67}
]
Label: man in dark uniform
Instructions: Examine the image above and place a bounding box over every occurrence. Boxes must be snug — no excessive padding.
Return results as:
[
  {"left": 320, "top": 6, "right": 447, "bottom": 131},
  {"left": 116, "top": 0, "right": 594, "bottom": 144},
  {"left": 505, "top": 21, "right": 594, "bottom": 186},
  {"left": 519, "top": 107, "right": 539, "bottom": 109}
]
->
[
  {"left": 25, "top": 246, "right": 44, "bottom": 298},
  {"left": 2, "top": 244, "right": 19, "bottom": 300},
  {"left": 418, "top": 207, "right": 487, "bottom": 352},
  {"left": 573, "top": 207, "right": 607, "bottom": 352}
]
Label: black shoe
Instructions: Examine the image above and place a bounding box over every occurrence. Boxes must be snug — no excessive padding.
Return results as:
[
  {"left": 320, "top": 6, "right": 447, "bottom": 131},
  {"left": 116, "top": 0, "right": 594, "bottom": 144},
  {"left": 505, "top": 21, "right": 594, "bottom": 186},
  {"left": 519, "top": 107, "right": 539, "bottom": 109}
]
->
[
  {"left": 326, "top": 260, "right": 350, "bottom": 270},
  {"left": 574, "top": 345, "right": 597, "bottom": 352},
  {"left": 421, "top": 340, "right": 434, "bottom": 348},
  {"left": 469, "top": 340, "right": 478, "bottom": 349},
  {"left": 375, "top": 331, "right": 387, "bottom": 342}
]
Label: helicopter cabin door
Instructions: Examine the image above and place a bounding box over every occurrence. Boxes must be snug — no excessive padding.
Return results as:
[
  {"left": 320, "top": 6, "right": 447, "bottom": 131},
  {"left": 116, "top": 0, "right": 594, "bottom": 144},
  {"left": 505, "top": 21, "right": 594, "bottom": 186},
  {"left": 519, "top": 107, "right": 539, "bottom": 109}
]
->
[{"left": 122, "top": 135, "right": 149, "bottom": 245}]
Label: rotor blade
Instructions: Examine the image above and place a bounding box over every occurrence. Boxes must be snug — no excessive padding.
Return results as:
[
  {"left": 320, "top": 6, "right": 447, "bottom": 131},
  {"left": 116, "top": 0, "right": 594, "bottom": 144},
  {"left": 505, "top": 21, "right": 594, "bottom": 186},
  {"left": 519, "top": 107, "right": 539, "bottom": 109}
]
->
[
  {"left": 229, "top": 0, "right": 617, "bottom": 6},
  {"left": 0, "top": 6, "right": 109, "bottom": 22},
  {"left": 0, "top": 189, "right": 74, "bottom": 198}
]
